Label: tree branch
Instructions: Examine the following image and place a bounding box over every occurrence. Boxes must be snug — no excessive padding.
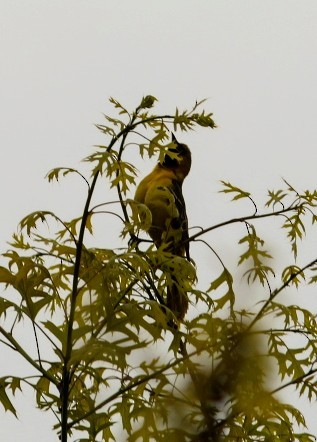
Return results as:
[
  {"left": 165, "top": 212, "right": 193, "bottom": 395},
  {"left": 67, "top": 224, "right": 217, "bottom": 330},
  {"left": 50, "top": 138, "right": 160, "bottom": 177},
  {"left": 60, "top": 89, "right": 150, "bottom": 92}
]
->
[
  {"left": 0, "top": 326, "right": 57, "bottom": 386},
  {"left": 188, "top": 204, "right": 304, "bottom": 244}
]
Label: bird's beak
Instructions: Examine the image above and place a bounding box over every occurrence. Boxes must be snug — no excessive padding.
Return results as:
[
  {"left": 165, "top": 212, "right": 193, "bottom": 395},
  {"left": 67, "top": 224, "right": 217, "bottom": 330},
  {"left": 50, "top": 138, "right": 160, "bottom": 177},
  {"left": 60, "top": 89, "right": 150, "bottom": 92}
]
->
[{"left": 171, "top": 133, "right": 178, "bottom": 144}]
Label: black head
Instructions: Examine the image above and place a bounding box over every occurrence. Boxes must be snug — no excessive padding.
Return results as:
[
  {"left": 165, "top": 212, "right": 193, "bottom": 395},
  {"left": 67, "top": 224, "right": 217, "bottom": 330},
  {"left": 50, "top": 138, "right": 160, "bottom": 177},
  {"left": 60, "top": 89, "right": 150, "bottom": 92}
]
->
[{"left": 161, "top": 133, "right": 191, "bottom": 170}]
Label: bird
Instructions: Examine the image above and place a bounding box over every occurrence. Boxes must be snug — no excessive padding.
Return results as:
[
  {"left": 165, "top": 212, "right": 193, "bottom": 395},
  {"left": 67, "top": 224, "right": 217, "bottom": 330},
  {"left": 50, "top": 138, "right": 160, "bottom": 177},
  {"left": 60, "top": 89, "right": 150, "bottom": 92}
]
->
[{"left": 134, "top": 133, "right": 192, "bottom": 320}]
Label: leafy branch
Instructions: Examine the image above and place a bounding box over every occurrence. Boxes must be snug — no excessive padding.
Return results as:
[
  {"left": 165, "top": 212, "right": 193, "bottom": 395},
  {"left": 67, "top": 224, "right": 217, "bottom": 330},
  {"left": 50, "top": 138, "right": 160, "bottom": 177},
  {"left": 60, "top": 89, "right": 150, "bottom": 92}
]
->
[
  {"left": 1, "top": 96, "right": 316, "bottom": 441},
  {"left": 188, "top": 203, "right": 304, "bottom": 244}
]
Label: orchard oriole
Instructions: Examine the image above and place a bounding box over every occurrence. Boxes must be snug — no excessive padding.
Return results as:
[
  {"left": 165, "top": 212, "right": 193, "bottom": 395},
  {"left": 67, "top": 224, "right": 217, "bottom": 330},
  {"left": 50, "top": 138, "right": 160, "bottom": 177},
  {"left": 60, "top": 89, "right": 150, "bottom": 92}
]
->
[{"left": 134, "top": 133, "right": 192, "bottom": 319}]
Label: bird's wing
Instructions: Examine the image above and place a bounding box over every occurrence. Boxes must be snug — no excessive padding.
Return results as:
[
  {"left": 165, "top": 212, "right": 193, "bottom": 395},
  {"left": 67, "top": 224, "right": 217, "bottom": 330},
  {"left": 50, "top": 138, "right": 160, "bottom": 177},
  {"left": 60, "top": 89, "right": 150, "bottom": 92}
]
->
[{"left": 169, "top": 179, "right": 190, "bottom": 260}]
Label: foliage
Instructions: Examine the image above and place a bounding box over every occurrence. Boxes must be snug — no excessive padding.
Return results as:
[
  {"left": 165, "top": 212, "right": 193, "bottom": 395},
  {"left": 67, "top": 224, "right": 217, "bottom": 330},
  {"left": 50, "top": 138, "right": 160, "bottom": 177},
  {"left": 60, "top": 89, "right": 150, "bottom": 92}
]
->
[{"left": 0, "top": 96, "right": 317, "bottom": 441}]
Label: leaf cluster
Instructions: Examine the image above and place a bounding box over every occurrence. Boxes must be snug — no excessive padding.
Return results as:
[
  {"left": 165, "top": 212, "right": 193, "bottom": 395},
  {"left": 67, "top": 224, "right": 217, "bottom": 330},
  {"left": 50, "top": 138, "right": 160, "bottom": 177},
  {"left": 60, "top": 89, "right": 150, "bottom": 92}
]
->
[{"left": 0, "top": 97, "right": 316, "bottom": 442}]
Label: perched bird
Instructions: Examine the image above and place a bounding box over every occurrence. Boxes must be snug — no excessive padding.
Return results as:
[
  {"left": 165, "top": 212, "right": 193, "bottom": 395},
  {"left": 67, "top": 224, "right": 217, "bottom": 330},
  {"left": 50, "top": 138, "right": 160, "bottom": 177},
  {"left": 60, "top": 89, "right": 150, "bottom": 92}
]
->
[{"left": 134, "top": 133, "right": 192, "bottom": 319}]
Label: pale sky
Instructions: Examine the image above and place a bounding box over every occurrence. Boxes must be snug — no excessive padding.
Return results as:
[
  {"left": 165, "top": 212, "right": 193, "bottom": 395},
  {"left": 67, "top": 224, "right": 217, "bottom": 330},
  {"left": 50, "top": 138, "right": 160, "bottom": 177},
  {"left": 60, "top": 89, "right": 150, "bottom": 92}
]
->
[{"left": 1, "top": 1, "right": 317, "bottom": 440}]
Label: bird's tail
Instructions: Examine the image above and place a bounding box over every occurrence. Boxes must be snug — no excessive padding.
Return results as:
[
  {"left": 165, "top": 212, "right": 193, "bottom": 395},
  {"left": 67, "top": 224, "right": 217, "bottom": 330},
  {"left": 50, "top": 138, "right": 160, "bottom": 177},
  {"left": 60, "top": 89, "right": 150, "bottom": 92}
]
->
[{"left": 166, "top": 274, "right": 189, "bottom": 320}]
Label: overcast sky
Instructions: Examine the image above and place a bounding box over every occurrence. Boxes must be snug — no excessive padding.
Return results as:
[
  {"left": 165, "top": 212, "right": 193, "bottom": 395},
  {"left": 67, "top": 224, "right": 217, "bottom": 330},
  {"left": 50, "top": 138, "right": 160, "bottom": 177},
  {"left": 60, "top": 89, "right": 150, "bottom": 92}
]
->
[{"left": 1, "top": 1, "right": 317, "bottom": 440}]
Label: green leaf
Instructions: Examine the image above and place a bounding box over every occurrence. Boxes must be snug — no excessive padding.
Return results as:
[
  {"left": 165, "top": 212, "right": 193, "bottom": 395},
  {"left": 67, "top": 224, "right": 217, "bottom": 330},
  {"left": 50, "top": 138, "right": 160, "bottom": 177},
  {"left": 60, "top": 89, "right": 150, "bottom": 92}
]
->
[
  {"left": 220, "top": 181, "right": 251, "bottom": 201},
  {"left": 173, "top": 107, "right": 194, "bottom": 131},
  {"left": 139, "top": 95, "right": 157, "bottom": 109},
  {"left": 191, "top": 110, "right": 216, "bottom": 128},
  {"left": 238, "top": 225, "right": 274, "bottom": 285},
  {"left": 265, "top": 189, "right": 287, "bottom": 208},
  {"left": 282, "top": 205, "right": 306, "bottom": 258},
  {"left": 207, "top": 269, "right": 235, "bottom": 312},
  {"left": 0, "top": 379, "right": 17, "bottom": 417},
  {"left": 126, "top": 199, "right": 152, "bottom": 238},
  {"left": 19, "top": 211, "right": 53, "bottom": 235},
  {"left": 110, "top": 161, "right": 138, "bottom": 194},
  {"left": 0, "top": 266, "right": 15, "bottom": 285},
  {"left": 282, "top": 265, "right": 305, "bottom": 287},
  {"left": 109, "top": 96, "right": 129, "bottom": 114},
  {"left": 10, "top": 378, "right": 22, "bottom": 395},
  {"left": 45, "top": 167, "right": 82, "bottom": 183},
  {"left": 42, "top": 321, "right": 66, "bottom": 352}
]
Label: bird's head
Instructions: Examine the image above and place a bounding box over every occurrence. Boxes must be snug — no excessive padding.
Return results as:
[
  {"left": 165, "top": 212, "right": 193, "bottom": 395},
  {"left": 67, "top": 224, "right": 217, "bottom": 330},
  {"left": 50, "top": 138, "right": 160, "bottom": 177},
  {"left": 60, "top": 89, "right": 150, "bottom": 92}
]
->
[{"left": 161, "top": 133, "right": 192, "bottom": 180}]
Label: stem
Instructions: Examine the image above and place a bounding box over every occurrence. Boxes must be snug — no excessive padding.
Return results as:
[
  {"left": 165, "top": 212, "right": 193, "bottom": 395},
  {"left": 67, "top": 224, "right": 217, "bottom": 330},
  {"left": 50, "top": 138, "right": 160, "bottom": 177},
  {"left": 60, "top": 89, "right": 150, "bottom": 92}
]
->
[
  {"left": 115, "top": 110, "right": 143, "bottom": 224},
  {"left": 59, "top": 110, "right": 152, "bottom": 440},
  {"left": 246, "top": 257, "right": 317, "bottom": 333},
  {"left": 271, "top": 365, "right": 317, "bottom": 395},
  {"left": 60, "top": 172, "right": 99, "bottom": 442},
  {"left": 188, "top": 204, "right": 303, "bottom": 244},
  {"left": 0, "top": 326, "right": 57, "bottom": 385}
]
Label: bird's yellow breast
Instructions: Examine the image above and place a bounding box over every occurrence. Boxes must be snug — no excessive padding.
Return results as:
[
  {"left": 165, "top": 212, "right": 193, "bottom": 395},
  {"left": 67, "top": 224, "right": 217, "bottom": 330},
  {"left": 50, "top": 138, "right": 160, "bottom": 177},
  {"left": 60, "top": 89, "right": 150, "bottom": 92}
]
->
[{"left": 134, "top": 167, "right": 177, "bottom": 204}]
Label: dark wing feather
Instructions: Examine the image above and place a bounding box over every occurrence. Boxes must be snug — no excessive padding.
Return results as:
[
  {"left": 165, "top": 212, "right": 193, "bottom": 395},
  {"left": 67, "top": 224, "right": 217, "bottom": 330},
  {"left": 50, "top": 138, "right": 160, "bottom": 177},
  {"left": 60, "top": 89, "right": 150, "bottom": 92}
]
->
[{"left": 170, "top": 179, "right": 190, "bottom": 260}]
